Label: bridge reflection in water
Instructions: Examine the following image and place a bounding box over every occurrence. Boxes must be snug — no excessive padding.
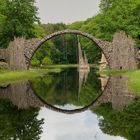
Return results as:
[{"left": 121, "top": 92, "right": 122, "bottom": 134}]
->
[{"left": 0, "top": 69, "right": 136, "bottom": 114}]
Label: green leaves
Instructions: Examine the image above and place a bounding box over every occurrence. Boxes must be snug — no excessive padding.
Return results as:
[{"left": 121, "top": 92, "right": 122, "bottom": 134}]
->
[
  {"left": 0, "top": 0, "right": 39, "bottom": 48},
  {"left": 93, "top": 98, "right": 140, "bottom": 140},
  {"left": 0, "top": 99, "right": 43, "bottom": 140}
]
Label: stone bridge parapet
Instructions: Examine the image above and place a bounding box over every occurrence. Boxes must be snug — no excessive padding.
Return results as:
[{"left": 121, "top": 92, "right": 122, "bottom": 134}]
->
[{"left": 0, "top": 30, "right": 138, "bottom": 70}]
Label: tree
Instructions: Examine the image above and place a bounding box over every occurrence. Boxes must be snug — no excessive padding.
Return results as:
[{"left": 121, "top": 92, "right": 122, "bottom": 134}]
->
[
  {"left": 69, "top": 0, "right": 140, "bottom": 46},
  {"left": 31, "top": 0, "right": 140, "bottom": 66},
  {"left": 30, "top": 56, "right": 40, "bottom": 67},
  {"left": 0, "top": 99, "right": 44, "bottom": 140},
  {"left": 0, "top": 0, "right": 39, "bottom": 48},
  {"left": 93, "top": 98, "right": 140, "bottom": 140},
  {"left": 99, "top": 0, "right": 114, "bottom": 12},
  {"left": 31, "top": 68, "right": 101, "bottom": 106}
]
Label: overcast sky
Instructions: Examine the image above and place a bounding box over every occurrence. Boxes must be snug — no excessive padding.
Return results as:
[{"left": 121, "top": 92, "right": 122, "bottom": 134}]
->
[
  {"left": 38, "top": 107, "right": 126, "bottom": 140},
  {"left": 35, "top": 0, "right": 100, "bottom": 24}
]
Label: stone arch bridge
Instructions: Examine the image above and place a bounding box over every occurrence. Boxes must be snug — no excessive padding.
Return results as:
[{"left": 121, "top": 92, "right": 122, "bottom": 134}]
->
[{"left": 0, "top": 29, "right": 138, "bottom": 70}]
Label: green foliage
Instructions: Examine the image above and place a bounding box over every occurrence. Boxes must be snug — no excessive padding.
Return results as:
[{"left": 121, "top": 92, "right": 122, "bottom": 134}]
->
[
  {"left": 0, "top": 99, "right": 44, "bottom": 140},
  {"left": 41, "top": 23, "right": 67, "bottom": 34},
  {"left": 65, "top": 0, "right": 140, "bottom": 65},
  {"left": 80, "top": 37, "right": 102, "bottom": 63},
  {"left": 31, "top": 23, "right": 71, "bottom": 66},
  {"left": 31, "top": 23, "right": 101, "bottom": 66},
  {"left": 99, "top": 0, "right": 114, "bottom": 12},
  {"left": 42, "top": 56, "right": 53, "bottom": 65},
  {"left": 1, "top": 0, "right": 139, "bottom": 65},
  {"left": 0, "top": 0, "right": 39, "bottom": 48},
  {"left": 93, "top": 97, "right": 140, "bottom": 140},
  {"left": 68, "top": 21, "right": 84, "bottom": 30},
  {"left": 31, "top": 41, "right": 55, "bottom": 66},
  {"left": 69, "top": 0, "right": 140, "bottom": 45},
  {"left": 32, "top": 0, "right": 140, "bottom": 66},
  {"left": 0, "top": 68, "right": 61, "bottom": 84},
  {"left": 99, "top": 69, "right": 140, "bottom": 95},
  {"left": 33, "top": 24, "right": 46, "bottom": 38},
  {"left": 128, "top": 70, "right": 140, "bottom": 94},
  {"left": 31, "top": 57, "right": 40, "bottom": 66},
  {"left": 31, "top": 68, "right": 101, "bottom": 106}
]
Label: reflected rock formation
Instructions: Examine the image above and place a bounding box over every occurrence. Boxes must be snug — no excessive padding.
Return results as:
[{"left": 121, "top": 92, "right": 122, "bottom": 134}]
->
[
  {"left": 0, "top": 81, "right": 44, "bottom": 108},
  {"left": 78, "top": 67, "right": 90, "bottom": 97},
  {"left": 0, "top": 74, "right": 136, "bottom": 113},
  {"left": 94, "top": 75, "right": 135, "bottom": 111}
]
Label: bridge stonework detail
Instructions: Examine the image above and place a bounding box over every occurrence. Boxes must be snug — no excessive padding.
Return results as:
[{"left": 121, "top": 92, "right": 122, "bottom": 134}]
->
[{"left": 0, "top": 30, "right": 138, "bottom": 70}]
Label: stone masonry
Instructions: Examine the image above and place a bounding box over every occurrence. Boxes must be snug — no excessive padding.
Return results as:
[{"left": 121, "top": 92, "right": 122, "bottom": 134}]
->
[
  {"left": 111, "top": 31, "right": 137, "bottom": 69},
  {"left": 0, "top": 30, "right": 138, "bottom": 70}
]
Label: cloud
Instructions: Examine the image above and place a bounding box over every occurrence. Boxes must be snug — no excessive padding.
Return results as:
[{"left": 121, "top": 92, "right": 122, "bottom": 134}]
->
[
  {"left": 38, "top": 106, "right": 126, "bottom": 140},
  {"left": 35, "top": 0, "right": 100, "bottom": 24}
]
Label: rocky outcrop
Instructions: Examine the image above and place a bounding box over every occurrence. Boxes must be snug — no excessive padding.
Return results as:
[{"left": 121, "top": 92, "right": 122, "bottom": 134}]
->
[{"left": 111, "top": 32, "right": 137, "bottom": 69}]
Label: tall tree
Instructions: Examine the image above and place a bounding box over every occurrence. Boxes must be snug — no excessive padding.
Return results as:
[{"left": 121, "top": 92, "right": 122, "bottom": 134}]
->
[{"left": 0, "top": 0, "right": 39, "bottom": 48}]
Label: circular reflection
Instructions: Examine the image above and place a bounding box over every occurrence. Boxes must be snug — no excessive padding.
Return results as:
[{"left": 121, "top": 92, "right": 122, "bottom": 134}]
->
[{"left": 31, "top": 68, "right": 108, "bottom": 113}]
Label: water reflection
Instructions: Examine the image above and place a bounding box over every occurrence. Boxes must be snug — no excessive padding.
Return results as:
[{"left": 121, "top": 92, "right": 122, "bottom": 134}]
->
[
  {"left": 78, "top": 66, "right": 90, "bottom": 96},
  {"left": 92, "top": 98, "right": 140, "bottom": 140},
  {"left": 31, "top": 68, "right": 102, "bottom": 111},
  {"left": 94, "top": 75, "right": 135, "bottom": 111},
  {"left": 38, "top": 107, "right": 125, "bottom": 140},
  {"left": 0, "top": 68, "right": 139, "bottom": 140},
  {"left": 0, "top": 81, "right": 44, "bottom": 108},
  {"left": 0, "top": 99, "right": 43, "bottom": 140}
]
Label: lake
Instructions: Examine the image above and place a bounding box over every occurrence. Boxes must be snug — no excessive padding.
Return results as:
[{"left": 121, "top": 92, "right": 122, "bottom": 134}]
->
[{"left": 0, "top": 67, "right": 139, "bottom": 140}]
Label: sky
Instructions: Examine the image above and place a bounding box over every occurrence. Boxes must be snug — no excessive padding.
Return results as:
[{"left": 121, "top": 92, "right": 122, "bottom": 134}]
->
[
  {"left": 37, "top": 107, "right": 126, "bottom": 140},
  {"left": 35, "top": 0, "right": 100, "bottom": 24}
]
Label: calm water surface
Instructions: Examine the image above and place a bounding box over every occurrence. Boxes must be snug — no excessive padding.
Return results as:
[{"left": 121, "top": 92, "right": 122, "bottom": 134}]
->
[{"left": 0, "top": 67, "right": 139, "bottom": 140}]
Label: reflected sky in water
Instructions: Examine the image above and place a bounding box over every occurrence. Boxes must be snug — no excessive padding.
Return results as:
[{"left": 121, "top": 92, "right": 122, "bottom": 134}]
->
[
  {"left": 38, "top": 106, "right": 126, "bottom": 140},
  {"left": 0, "top": 68, "right": 137, "bottom": 140}
]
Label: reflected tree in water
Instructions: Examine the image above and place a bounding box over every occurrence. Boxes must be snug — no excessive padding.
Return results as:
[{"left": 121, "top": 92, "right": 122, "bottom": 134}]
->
[
  {"left": 0, "top": 99, "right": 44, "bottom": 140},
  {"left": 93, "top": 97, "right": 140, "bottom": 140},
  {"left": 31, "top": 68, "right": 101, "bottom": 107}
]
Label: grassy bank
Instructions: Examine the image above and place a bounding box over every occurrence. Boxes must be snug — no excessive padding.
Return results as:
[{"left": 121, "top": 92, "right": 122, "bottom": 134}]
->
[
  {"left": 41, "top": 64, "right": 78, "bottom": 69},
  {"left": 0, "top": 64, "right": 98, "bottom": 84},
  {"left": 99, "top": 69, "right": 140, "bottom": 95},
  {"left": 0, "top": 68, "right": 61, "bottom": 84},
  {"left": 127, "top": 71, "right": 140, "bottom": 95},
  {"left": 31, "top": 64, "right": 98, "bottom": 69},
  {"left": 98, "top": 69, "right": 134, "bottom": 75}
]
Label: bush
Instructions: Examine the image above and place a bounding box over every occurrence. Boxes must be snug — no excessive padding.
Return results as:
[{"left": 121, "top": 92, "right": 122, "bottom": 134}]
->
[
  {"left": 30, "top": 57, "right": 40, "bottom": 66},
  {"left": 42, "top": 56, "right": 53, "bottom": 65}
]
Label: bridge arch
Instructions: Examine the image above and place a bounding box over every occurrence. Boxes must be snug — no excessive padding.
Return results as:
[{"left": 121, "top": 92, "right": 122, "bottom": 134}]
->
[
  {"left": 26, "top": 29, "right": 112, "bottom": 68},
  {"left": 1, "top": 30, "right": 136, "bottom": 70}
]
